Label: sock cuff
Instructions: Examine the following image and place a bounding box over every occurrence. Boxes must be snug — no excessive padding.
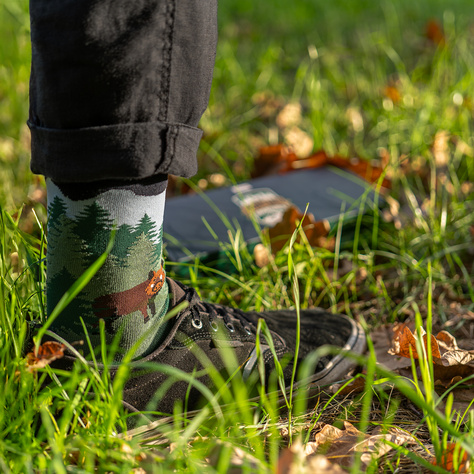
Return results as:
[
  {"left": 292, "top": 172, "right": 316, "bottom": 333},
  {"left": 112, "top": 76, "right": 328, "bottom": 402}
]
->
[{"left": 52, "top": 174, "right": 168, "bottom": 201}]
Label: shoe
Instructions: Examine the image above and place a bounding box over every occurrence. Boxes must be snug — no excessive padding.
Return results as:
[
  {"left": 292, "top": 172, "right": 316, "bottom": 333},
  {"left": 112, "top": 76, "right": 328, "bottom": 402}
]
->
[{"left": 49, "top": 278, "right": 366, "bottom": 416}]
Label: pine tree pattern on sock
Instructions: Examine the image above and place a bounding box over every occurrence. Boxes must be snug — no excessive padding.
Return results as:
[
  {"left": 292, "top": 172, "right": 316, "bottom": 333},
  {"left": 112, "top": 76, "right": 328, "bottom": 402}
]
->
[{"left": 46, "top": 180, "right": 169, "bottom": 360}]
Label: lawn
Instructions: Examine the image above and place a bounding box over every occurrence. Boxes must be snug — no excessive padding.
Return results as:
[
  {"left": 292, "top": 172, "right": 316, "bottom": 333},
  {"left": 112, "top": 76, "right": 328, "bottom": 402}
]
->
[{"left": 1, "top": 0, "right": 474, "bottom": 471}]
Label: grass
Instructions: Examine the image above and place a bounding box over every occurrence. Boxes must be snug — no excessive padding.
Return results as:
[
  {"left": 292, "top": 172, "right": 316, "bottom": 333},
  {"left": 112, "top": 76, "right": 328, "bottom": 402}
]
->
[{"left": 1, "top": 0, "right": 474, "bottom": 471}]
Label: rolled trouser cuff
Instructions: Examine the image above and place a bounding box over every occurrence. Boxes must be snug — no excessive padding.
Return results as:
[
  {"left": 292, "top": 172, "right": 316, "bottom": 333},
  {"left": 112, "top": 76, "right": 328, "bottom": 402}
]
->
[{"left": 29, "top": 120, "right": 201, "bottom": 183}]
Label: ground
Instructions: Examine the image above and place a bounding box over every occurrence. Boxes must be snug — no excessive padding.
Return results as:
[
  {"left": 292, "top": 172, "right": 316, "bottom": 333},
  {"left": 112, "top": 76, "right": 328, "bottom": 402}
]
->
[{"left": 0, "top": 0, "right": 473, "bottom": 471}]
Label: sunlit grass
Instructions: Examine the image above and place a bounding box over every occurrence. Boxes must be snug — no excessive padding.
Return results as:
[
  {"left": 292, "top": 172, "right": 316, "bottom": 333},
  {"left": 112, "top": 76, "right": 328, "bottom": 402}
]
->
[{"left": 0, "top": 0, "right": 473, "bottom": 471}]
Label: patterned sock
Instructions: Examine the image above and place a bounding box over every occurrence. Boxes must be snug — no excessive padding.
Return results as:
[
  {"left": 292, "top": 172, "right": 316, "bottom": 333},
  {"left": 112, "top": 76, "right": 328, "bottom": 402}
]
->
[{"left": 46, "top": 176, "right": 169, "bottom": 360}]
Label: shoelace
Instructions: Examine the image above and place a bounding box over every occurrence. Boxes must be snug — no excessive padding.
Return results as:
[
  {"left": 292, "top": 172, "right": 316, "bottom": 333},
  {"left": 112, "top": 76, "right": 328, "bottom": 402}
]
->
[{"left": 184, "top": 286, "right": 255, "bottom": 336}]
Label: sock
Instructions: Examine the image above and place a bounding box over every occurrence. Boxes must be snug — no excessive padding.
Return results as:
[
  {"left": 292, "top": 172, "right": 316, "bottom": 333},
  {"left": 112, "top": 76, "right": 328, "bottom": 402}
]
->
[{"left": 46, "top": 176, "right": 169, "bottom": 360}]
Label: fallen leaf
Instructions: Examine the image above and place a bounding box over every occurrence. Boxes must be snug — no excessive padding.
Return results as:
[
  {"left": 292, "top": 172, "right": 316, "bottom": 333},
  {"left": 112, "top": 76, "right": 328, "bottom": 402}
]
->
[
  {"left": 253, "top": 243, "right": 270, "bottom": 268},
  {"left": 284, "top": 126, "right": 314, "bottom": 158},
  {"left": 383, "top": 85, "right": 401, "bottom": 104},
  {"left": 389, "top": 325, "right": 474, "bottom": 389},
  {"left": 26, "top": 341, "right": 65, "bottom": 372},
  {"left": 425, "top": 19, "right": 445, "bottom": 46},
  {"left": 306, "top": 422, "right": 413, "bottom": 469},
  {"left": 277, "top": 103, "right": 302, "bottom": 129},
  {"left": 306, "top": 455, "right": 346, "bottom": 473},
  {"left": 330, "top": 375, "right": 367, "bottom": 396},
  {"left": 252, "top": 91, "right": 284, "bottom": 119},
  {"left": 252, "top": 145, "right": 391, "bottom": 188},
  {"left": 267, "top": 205, "right": 334, "bottom": 253},
  {"left": 370, "top": 325, "right": 414, "bottom": 371},
  {"left": 278, "top": 442, "right": 346, "bottom": 474},
  {"left": 207, "top": 441, "right": 261, "bottom": 473},
  {"left": 432, "top": 130, "right": 450, "bottom": 167},
  {"left": 277, "top": 445, "right": 296, "bottom": 474},
  {"left": 327, "top": 156, "right": 391, "bottom": 189},
  {"left": 431, "top": 443, "right": 470, "bottom": 473},
  {"left": 389, "top": 324, "right": 441, "bottom": 359},
  {"left": 252, "top": 144, "right": 298, "bottom": 178},
  {"left": 346, "top": 107, "right": 364, "bottom": 133}
]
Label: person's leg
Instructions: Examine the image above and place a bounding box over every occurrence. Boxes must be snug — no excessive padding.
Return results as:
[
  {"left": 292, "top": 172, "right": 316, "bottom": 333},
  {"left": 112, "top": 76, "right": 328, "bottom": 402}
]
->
[
  {"left": 29, "top": 0, "right": 366, "bottom": 411},
  {"left": 29, "top": 0, "right": 217, "bottom": 359}
]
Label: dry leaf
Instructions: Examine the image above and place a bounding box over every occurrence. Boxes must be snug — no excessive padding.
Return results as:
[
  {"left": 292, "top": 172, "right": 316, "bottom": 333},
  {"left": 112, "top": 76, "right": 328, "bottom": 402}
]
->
[
  {"left": 432, "top": 130, "right": 450, "bottom": 167},
  {"left": 252, "top": 145, "right": 391, "bottom": 188},
  {"left": 277, "top": 445, "right": 296, "bottom": 474},
  {"left": 425, "top": 19, "right": 445, "bottom": 46},
  {"left": 306, "top": 422, "right": 413, "bottom": 469},
  {"left": 389, "top": 324, "right": 441, "bottom": 360},
  {"left": 383, "top": 85, "right": 401, "bottom": 104},
  {"left": 26, "top": 341, "right": 66, "bottom": 372},
  {"left": 331, "top": 375, "right": 367, "bottom": 396},
  {"left": 306, "top": 455, "right": 346, "bottom": 473},
  {"left": 252, "top": 91, "right": 284, "bottom": 119},
  {"left": 327, "top": 156, "right": 391, "bottom": 189},
  {"left": 267, "top": 205, "right": 333, "bottom": 253},
  {"left": 278, "top": 442, "right": 346, "bottom": 474},
  {"left": 284, "top": 126, "right": 314, "bottom": 158},
  {"left": 277, "top": 103, "right": 302, "bottom": 129},
  {"left": 431, "top": 443, "right": 470, "bottom": 473},
  {"left": 253, "top": 243, "right": 270, "bottom": 268},
  {"left": 389, "top": 325, "right": 474, "bottom": 388},
  {"left": 252, "top": 144, "right": 298, "bottom": 178},
  {"left": 346, "top": 107, "right": 364, "bottom": 133}
]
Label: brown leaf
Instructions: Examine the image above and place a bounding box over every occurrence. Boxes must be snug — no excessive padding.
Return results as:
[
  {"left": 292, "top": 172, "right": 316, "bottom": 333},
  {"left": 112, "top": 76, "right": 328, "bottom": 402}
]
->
[
  {"left": 327, "top": 156, "right": 391, "bottom": 189},
  {"left": 26, "top": 341, "right": 65, "bottom": 372},
  {"left": 370, "top": 325, "right": 413, "bottom": 371},
  {"left": 267, "top": 205, "right": 334, "bottom": 253},
  {"left": 289, "top": 150, "right": 328, "bottom": 171},
  {"left": 276, "top": 103, "right": 302, "bottom": 129},
  {"left": 252, "top": 144, "right": 298, "bottom": 178},
  {"left": 388, "top": 324, "right": 440, "bottom": 360},
  {"left": 284, "top": 126, "right": 314, "bottom": 158},
  {"left": 389, "top": 325, "right": 474, "bottom": 388},
  {"left": 432, "top": 130, "right": 450, "bottom": 167},
  {"left": 331, "top": 375, "right": 367, "bottom": 396},
  {"left": 431, "top": 443, "right": 469, "bottom": 473},
  {"left": 277, "top": 446, "right": 296, "bottom": 474},
  {"left": 307, "top": 422, "right": 413, "bottom": 469},
  {"left": 306, "top": 455, "right": 346, "bottom": 473},
  {"left": 425, "top": 19, "right": 445, "bottom": 46},
  {"left": 253, "top": 243, "right": 271, "bottom": 268},
  {"left": 383, "top": 85, "right": 401, "bottom": 104},
  {"left": 252, "top": 145, "right": 391, "bottom": 188}
]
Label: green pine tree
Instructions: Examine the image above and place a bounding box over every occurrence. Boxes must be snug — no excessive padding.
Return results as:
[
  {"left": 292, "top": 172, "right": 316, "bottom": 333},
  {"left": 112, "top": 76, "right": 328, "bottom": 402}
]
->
[
  {"left": 47, "top": 267, "right": 91, "bottom": 326},
  {"left": 134, "top": 214, "right": 159, "bottom": 242},
  {"left": 47, "top": 214, "right": 86, "bottom": 281},
  {"left": 112, "top": 223, "right": 137, "bottom": 265},
  {"left": 154, "top": 224, "right": 164, "bottom": 264},
  {"left": 75, "top": 202, "right": 114, "bottom": 266},
  {"left": 123, "top": 232, "right": 160, "bottom": 286},
  {"left": 48, "top": 196, "right": 67, "bottom": 232}
]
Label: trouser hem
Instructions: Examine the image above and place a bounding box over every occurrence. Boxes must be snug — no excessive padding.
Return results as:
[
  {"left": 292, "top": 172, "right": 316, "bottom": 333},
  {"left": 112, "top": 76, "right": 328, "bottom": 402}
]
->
[{"left": 29, "top": 120, "right": 201, "bottom": 183}]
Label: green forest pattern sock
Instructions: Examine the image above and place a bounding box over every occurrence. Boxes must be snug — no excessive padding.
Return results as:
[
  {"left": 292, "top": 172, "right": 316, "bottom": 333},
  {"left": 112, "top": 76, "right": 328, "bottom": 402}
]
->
[{"left": 46, "top": 179, "right": 169, "bottom": 360}]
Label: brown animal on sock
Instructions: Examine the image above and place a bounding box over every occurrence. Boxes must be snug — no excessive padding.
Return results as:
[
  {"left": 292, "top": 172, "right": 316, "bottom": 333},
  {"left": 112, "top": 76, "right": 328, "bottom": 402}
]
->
[{"left": 92, "top": 267, "right": 165, "bottom": 323}]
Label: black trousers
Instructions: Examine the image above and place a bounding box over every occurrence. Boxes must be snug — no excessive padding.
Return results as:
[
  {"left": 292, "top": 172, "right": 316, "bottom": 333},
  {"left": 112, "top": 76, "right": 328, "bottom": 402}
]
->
[{"left": 28, "top": 0, "right": 217, "bottom": 183}]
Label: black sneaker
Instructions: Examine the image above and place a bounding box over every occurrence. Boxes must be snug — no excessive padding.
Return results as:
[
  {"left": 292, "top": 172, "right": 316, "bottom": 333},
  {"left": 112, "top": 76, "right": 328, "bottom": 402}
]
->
[{"left": 52, "top": 278, "right": 366, "bottom": 416}]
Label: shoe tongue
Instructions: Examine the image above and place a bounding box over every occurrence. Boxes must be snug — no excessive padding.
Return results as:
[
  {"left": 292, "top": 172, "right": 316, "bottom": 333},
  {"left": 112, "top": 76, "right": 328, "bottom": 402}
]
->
[{"left": 167, "top": 278, "right": 187, "bottom": 307}]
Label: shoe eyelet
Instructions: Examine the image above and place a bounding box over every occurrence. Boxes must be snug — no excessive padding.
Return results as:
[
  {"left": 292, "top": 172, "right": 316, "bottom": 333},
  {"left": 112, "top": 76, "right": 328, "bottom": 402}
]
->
[
  {"left": 209, "top": 321, "right": 219, "bottom": 332},
  {"left": 244, "top": 326, "right": 252, "bottom": 335},
  {"left": 192, "top": 318, "right": 203, "bottom": 329},
  {"left": 226, "top": 322, "right": 235, "bottom": 333}
]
